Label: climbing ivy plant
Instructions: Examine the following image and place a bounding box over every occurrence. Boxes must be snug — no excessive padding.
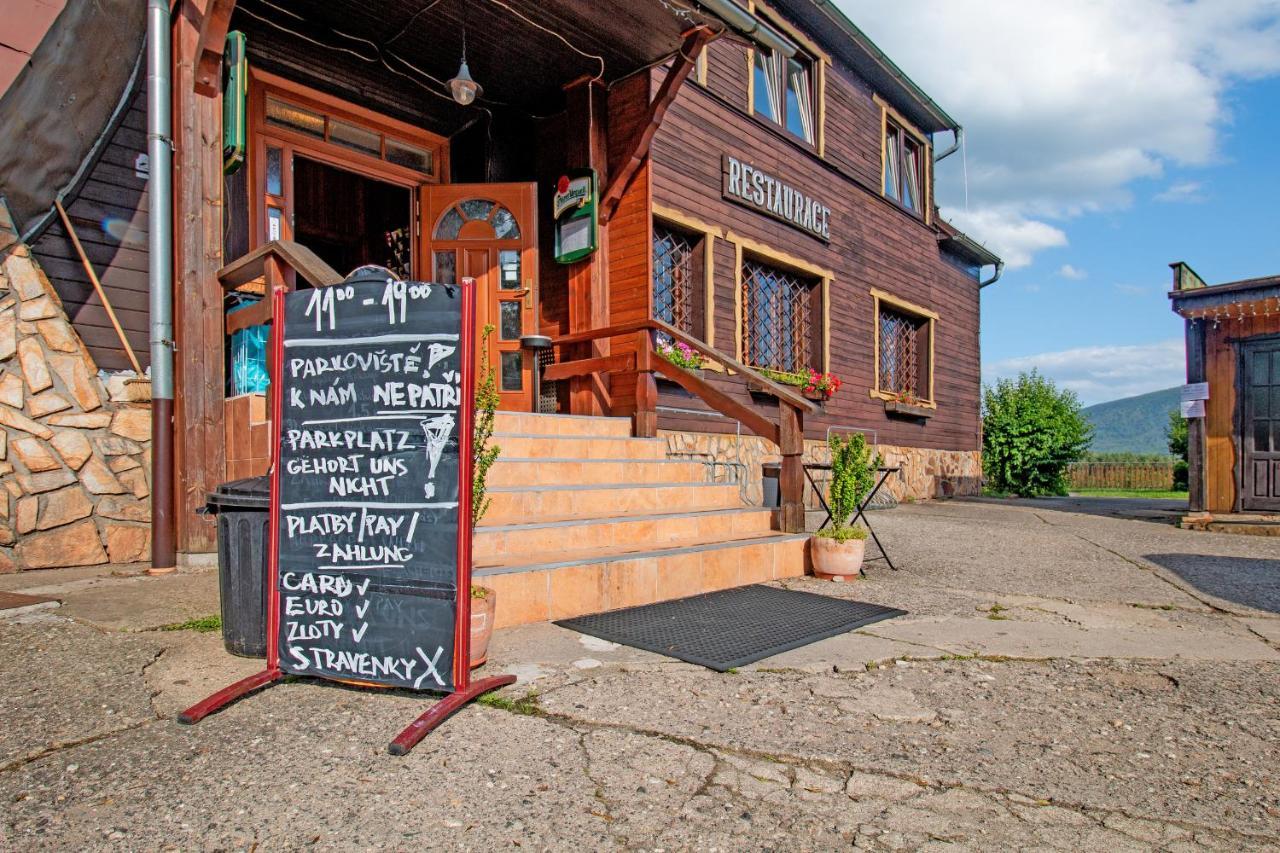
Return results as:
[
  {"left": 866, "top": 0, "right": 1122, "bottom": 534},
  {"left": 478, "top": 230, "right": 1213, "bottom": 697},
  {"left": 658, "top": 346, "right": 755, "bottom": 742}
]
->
[{"left": 472, "top": 324, "right": 501, "bottom": 526}]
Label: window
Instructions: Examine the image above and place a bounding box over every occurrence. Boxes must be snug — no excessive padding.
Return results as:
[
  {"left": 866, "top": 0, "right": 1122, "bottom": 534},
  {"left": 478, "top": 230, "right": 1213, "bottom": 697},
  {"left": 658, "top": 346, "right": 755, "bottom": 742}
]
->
[
  {"left": 653, "top": 224, "right": 699, "bottom": 336},
  {"left": 263, "top": 93, "right": 438, "bottom": 179},
  {"left": 751, "top": 48, "right": 815, "bottom": 144},
  {"left": 741, "top": 258, "right": 815, "bottom": 373},
  {"left": 871, "top": 288, "right": 937, "bottom": 405},
  {"left": 883, "top": 116, "right": 925, "bottom": 215}
]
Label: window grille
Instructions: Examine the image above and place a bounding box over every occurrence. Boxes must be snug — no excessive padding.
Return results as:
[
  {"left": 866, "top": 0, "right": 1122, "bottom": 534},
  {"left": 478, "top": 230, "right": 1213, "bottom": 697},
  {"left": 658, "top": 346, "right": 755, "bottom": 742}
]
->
[
  {"left": 741, "top": 259, "right": 812, "bottom": 373},
  {"left": 879, "top": 308, "right": 921, "bottom": 396},
  {"left": 653, "top": 225, "right": 696, "bottom": 334}
]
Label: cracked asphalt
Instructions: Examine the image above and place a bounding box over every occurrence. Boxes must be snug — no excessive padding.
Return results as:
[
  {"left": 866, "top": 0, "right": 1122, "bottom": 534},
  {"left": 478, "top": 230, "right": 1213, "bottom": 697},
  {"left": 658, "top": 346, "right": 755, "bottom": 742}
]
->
[{"left": 1, "top": 497, "right": 1278, "bottom": 850}]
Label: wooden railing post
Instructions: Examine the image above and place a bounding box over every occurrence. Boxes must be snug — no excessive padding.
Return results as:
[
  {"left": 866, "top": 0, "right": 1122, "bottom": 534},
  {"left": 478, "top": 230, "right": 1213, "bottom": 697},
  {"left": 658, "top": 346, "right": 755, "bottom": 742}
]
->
[
  {"left": 634, "top": 329, "right": 658, "bottom": 438},
  {"left": 778, "top": 402, "right": 805, "bottom": 533}
]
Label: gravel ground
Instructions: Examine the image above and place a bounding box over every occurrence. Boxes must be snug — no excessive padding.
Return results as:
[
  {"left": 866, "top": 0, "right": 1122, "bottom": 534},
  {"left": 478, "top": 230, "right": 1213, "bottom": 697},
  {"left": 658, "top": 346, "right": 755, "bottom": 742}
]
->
[{"left": 0, "top": 497, "right": 1278, "bottom": 850}]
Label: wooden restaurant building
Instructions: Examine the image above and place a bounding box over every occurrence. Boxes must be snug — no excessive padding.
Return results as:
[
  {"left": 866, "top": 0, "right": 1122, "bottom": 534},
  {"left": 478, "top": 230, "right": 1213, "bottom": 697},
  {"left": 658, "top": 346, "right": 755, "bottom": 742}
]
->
[{"left": 0, "top": 0, "right": 998, "bottom": 622}]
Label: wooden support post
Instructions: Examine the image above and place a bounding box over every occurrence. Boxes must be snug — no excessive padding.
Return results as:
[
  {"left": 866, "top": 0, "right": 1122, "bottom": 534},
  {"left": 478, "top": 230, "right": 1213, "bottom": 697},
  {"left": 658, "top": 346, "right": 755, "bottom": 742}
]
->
[
  {"left": 634, "top": 329, "right": 658, "bottom": 438},
  {"left": 600, "top": 26, "right": 714, "bottom": 224},
  {"left": 194, "top": 0, "right": 236, "bottom": 96},
  {"left": 778, "top": 403, "right": 805, "bottom": 533},
  {"left": 1185, "top": 318, "right": 1207, "bottom": 515}
]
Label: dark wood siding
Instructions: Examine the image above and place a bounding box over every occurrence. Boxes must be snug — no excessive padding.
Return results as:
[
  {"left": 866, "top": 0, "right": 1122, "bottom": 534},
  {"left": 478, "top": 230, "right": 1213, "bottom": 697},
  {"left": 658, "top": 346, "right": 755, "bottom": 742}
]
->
[
  {"left": 31, "top": 84, "right": 150, "bottom": 372},
  {"left": 650, "top": 52, "right": 982, "bottom": 453}
]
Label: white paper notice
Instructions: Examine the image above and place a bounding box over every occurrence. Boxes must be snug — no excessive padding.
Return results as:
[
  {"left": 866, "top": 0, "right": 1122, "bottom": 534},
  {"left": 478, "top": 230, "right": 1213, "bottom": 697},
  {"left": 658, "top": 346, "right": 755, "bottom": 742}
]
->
[
  {"left": 1181, "top": 382, "right": 1209, "bottom": 403},
  {"left": 1181, "top": 399, "right": 1205, "bottom": 418}
]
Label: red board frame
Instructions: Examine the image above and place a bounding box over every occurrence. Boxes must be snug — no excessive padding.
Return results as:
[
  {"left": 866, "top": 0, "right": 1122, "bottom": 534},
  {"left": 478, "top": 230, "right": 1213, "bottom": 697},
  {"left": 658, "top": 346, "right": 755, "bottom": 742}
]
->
[{"left": 179, "top": 277, "right": 514, "bottom": 752}]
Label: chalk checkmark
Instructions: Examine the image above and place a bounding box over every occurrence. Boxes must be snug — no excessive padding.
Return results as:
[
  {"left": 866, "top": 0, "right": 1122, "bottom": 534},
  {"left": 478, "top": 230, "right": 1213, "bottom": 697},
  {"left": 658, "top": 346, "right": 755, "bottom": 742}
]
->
[
  {"left": 356, "top": 578, "right": 371, "bottom": 595},
  {"left": 355, "top": 601, "right": 370, "bottom": 619},
  {"left": 352, "top": 622, "right": 369, "bottom": 643}
]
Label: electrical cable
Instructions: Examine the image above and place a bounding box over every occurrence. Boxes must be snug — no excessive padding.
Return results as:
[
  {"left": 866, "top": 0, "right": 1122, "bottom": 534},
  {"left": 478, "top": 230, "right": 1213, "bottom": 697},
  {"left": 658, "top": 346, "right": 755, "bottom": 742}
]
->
[{"left": 482, "top": 0, "right": 606, "bottom": 82}]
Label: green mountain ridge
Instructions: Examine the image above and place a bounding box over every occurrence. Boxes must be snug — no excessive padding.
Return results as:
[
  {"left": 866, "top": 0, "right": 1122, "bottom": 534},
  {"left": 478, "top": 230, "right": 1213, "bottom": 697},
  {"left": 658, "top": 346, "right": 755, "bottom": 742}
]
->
[{"left": 1082, "top": 386, "right": 1181, "bottom": 455}]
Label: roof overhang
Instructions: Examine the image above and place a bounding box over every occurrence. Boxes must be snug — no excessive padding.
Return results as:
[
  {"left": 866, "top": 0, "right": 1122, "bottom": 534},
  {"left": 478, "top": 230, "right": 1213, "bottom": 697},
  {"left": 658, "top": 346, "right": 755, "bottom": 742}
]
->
[
  {"left": 772, "top": 0, "right": 959, "bottom": 135},
  {"left": 1169, "top": 274, "right": 1280, "bottom": 319}
]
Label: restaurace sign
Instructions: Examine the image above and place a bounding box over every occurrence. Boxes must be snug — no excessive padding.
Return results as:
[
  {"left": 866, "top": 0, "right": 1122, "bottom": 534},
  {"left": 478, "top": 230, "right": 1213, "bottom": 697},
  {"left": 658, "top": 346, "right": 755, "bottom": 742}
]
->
[{"left": 722, "top": 154, "right": 831, "bottom": 242}]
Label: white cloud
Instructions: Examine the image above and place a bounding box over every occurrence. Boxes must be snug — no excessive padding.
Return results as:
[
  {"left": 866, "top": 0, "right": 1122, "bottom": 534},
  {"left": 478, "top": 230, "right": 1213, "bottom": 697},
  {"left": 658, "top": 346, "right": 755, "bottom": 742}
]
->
[
  {"left": 1154, "top": 180, "right": 1207, "bottom": 203},
  {"left": 837, "top": 0, "right": 1280, "bottom": 265},
  {"left": 983, "top": 339, "right": 1185, "bottom": 405},
  {"left": 1058, "top": 264, "right": 1087, "bottom": 280}
]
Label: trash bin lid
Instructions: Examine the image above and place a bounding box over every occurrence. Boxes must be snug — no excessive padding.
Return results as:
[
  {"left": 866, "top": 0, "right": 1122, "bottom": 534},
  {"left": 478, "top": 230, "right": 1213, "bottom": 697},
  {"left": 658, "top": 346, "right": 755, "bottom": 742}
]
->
[{"left": 206, "top": 475, "right": 271, "bottom": 510}]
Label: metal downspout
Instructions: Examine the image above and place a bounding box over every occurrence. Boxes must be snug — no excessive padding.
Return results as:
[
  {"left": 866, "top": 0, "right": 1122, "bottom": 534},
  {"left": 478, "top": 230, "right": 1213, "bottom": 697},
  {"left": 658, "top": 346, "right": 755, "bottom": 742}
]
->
[
  {"left": 934, "top": 126, "right": 962, "bottom": 162},
  {"left": 980, "top": 261, "right": 1004, "bottom": 289},
  {"left": 147, "top": 0, "right": 176, "bottom": 573}
]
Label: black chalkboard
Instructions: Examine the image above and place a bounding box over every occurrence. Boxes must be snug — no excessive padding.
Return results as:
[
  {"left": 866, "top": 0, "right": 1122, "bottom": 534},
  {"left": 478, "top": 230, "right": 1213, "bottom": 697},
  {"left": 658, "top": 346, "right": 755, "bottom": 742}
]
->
[{"left": 274, "top": 274, "right": 470, "bottom": 692}]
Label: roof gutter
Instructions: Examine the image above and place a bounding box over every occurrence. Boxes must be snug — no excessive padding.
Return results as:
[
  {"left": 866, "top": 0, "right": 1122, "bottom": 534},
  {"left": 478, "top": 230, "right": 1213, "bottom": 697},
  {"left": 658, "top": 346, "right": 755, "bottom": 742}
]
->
[
  {"left": 698, "top": 0, "right": 798, "bottom": 58},
  {"left": 979, "top": 260, "right": 1003, "bottom": 289}
]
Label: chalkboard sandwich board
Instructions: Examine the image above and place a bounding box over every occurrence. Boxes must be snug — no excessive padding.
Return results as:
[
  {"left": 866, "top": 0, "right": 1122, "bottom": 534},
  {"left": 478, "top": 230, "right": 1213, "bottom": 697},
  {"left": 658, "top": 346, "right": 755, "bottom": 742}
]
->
[{"left": 179, "top": 272, "right": 516, "bottom": 754}]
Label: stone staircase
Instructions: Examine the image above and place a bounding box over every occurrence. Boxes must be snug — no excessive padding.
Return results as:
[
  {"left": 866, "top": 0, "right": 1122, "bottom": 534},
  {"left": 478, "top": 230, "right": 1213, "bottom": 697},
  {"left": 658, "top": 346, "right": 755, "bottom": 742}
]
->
[{"left": 476, "top": 412, "right": 810, "bottom": 628}]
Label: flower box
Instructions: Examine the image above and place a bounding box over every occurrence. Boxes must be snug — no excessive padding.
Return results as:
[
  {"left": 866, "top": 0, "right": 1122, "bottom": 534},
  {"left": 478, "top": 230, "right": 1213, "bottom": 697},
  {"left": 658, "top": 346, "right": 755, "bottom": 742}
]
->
[{"left": 884, "top": 399, "right": 932, "bottom": 419}]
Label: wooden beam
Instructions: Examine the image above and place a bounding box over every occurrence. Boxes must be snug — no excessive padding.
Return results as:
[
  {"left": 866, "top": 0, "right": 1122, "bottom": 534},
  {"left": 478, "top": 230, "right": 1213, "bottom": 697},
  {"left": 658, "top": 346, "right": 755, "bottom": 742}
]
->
[
  {"left": 1185, "top": 318, "right": 1207, "bottom": 514},
  {"left": 599, "top": 26, "right": 714, "bottom": 223},
  {"left": 542, "top": 353, "right": 635, "bottom": 383},
  {"left": 194, "top": 0, "right": 236, "bottom": 97},
  {"left": 778, "top": 403, "right": 805, "bottom": 533},
  {"left": 217, "top": 240, "right": 343, "bottom": 290}
]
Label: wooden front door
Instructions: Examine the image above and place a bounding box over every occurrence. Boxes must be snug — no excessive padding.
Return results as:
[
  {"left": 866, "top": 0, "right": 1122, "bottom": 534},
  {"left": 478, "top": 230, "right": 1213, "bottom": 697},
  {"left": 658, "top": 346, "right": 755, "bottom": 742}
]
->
[
  {"left": 421, "top": 184, "right": 538, "bottom": 412},
  {"left": 1242, "top": 340, "right": 1280, "bottom": 511}
]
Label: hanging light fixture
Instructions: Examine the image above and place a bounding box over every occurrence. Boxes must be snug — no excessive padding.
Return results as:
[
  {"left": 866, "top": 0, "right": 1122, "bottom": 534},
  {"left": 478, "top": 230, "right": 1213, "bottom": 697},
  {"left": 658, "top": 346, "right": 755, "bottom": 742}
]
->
[{"left": 448, "top": 29, "right": 482, "bottom": 106}]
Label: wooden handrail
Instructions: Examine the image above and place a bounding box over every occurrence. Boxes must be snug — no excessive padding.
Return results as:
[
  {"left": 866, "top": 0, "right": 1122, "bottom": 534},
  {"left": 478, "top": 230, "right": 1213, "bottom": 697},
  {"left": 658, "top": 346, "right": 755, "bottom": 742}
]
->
[
  {"left": 548, "top": 319, "right": 818, "bottom": 416},
  {"left": 548, "top": 318, "right": 812, "bottom": 533},
  {"left": 217, "top": 240, "right": 343, "bottom": 291}
]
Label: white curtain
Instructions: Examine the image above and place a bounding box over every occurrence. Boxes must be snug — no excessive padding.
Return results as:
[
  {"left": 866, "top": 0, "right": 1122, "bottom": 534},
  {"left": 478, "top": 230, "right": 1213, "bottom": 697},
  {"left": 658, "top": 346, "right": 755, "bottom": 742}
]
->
[
  {"left": 787, "top": 59, "right": 814, "bottom": 143},
  {"left": 884, "top": 127, "right": 900, "bottom": 200},
  {"left": 902, "top": 139, "right": 920, "bottom": 211}
]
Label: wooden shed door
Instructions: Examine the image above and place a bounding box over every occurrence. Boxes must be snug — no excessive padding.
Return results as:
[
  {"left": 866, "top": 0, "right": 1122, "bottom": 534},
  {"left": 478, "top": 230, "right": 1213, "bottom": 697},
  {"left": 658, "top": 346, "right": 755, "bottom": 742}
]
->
[
  {"left": 1242, "top": 340, "right": 1280, "bottom": 511},
  {"left": 420, "top": 184, "right": 538, "bottom": 412}
]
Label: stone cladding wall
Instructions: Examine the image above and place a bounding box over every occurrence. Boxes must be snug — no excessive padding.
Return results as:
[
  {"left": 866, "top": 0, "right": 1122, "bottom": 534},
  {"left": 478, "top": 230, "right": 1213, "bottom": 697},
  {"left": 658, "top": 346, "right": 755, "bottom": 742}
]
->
[
  {"left": 661, "top": 430, "right": 982, "bottom": 508},
  {"left": 0, "top": 240, "right": 152, "bottom": 571}
]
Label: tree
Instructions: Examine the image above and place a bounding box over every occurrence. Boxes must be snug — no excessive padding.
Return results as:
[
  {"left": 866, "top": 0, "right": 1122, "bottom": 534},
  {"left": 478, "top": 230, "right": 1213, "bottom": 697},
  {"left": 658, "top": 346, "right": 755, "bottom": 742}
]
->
[
  {"left": 982, "top": 370, "right": 1094, "bottom": 497},
  {"left": 1166, "top": 409, "right": 1189, "bottom": 490}
]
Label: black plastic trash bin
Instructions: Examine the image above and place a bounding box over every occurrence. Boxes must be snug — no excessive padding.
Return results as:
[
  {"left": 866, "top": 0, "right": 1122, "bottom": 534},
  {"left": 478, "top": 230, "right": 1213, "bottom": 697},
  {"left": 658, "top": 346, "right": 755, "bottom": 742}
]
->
[{"left": 206, "top": 477, "right": 270, "bottom": 658}]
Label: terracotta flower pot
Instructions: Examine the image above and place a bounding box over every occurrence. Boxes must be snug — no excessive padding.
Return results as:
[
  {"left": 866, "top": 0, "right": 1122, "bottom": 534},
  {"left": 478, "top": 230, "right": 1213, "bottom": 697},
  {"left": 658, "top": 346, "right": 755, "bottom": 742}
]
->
[
  {"left": 810, "top": 535, "right": 866, "bottom": 581},
  {"left": 469, "top": 586, "right": 496, "bottom": 668}
]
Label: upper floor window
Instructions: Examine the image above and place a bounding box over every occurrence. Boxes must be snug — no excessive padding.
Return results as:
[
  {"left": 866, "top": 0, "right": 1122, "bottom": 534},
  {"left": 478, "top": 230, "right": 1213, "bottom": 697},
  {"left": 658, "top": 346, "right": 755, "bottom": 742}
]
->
[
  {"left": 741, "top": 257, "right": 815, "bottom": 373},
  {"left": 883, "top": 119, "right": 924, "bottom": 214},
  {"left": 752, "top": 48, "right": 815, "bottom": 144}
]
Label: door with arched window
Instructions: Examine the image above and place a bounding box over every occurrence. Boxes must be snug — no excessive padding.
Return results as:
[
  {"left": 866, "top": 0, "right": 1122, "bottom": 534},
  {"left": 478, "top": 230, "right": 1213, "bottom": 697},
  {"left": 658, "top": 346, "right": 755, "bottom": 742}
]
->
[{"left": 420, "top": 184, "right": 538, "bottom": 412}]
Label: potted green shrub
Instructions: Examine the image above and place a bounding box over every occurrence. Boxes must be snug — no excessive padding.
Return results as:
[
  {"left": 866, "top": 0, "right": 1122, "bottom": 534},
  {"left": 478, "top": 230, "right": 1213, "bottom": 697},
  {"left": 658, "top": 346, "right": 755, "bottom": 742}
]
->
[
  {"left": 470, "top": 324, "right": 501, "bottom": 666},
  {"left": 811, "top": 432, "right": 882, "bottom": 581}
]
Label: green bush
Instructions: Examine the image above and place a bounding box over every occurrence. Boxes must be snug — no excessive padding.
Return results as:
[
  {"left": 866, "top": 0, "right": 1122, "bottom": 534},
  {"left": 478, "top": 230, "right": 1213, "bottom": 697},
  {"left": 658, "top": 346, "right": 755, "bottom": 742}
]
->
[
  {"left": 1166, "top": 409, "right": 1189, "bottom": 490},
  {"left": 982, "top": 370, "right": 1093, "bottom": 497}
]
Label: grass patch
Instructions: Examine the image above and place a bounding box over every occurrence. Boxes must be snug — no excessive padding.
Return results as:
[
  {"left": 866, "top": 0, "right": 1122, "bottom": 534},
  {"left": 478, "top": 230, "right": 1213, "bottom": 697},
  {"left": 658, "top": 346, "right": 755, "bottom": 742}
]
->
[
  {"left": 982, "top": 603, "right": 1010, "bottom": 621},
  {"left": 1069, "top": 488, "right": 1189, "bottom": 500},
  {"left": 477, "top": 690, "right": 541, "bottom": 716},
  {"left": 159, "top": 614, "right": 222, "bottom": 633}
]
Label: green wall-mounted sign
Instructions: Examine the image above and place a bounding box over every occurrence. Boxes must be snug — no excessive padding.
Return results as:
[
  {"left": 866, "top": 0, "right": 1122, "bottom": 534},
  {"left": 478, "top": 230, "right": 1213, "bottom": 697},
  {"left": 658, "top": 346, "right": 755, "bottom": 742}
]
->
[
  {"left": 223, "top": 31, "right": 247, "bottom": 175},
  {"left": 552, "top": 169, "right": 597, "bottom": 264}
]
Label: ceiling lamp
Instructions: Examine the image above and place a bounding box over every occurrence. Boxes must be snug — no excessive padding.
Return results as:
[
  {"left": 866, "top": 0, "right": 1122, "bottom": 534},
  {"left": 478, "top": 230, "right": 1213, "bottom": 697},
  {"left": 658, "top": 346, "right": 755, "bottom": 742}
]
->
[{"left": 448, "top": 32, "right": 482, "bottom": 106}]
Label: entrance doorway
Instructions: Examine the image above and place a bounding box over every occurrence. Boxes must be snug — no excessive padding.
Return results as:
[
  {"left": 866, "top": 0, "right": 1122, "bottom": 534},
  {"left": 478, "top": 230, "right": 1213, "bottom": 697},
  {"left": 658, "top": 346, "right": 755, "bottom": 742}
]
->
[
  {"left": 293, "top": 156, "right": 412, "bottom": 279},
  {"left": 421, "top": 184, "right": 539, "bottom": 412},
  {"left": 1242, "top": 340, "right": 1280, "bottom": 511}
]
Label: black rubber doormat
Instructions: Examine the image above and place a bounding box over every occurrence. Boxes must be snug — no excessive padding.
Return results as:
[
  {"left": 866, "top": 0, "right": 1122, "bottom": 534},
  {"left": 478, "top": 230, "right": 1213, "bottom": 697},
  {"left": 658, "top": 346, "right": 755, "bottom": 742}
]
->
[{"left": 555, "top": 584, "right": 906, "bottom": 672}]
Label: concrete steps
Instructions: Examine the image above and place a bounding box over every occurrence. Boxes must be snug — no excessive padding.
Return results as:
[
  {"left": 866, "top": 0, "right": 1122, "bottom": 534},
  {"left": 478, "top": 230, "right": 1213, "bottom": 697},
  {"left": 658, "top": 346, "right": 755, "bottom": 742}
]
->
[{"left": 477, "top": 412, "right": 809, "bottom": 628}]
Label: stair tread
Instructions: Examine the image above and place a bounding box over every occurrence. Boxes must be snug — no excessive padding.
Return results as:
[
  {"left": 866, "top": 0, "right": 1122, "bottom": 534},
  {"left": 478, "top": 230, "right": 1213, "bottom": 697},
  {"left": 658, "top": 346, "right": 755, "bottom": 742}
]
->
[
  {"left": 492, "top": 432, "right": 664, "bottom": 441},
  {"left": 474, "top": 530, "right": 807, "bottom": 575},
  {"left": 477, "top": 505, "right": 769, "bottom": 531},
  {"left": 487, "top": 480, "right": 734, "bottom": 493}
]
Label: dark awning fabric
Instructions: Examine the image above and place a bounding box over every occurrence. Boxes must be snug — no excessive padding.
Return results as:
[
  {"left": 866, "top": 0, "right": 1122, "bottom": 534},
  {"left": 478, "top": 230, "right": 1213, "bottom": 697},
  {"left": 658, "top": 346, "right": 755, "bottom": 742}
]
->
[{"left": 0, "top": 0, "right": 144, "bottom": 234}]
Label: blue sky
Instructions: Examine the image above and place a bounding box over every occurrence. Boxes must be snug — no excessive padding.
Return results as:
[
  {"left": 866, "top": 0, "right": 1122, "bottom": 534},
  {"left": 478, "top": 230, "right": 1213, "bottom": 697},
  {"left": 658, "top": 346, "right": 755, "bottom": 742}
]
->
[{"left": 838, "top": 0, "right": 1280, "bottom": 405}]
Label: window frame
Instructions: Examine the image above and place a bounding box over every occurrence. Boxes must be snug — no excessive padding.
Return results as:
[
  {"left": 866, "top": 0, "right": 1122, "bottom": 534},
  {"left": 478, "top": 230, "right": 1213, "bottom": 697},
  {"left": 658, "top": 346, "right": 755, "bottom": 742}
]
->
[
  {"left": 744, "top": 2, "right": 828, "bottom": 155},
  {"left": 870, "top": 287, "right": 938, "bottom": 408},
  {"left": 876, "top": 96, "right": 932, "bottom": 223},
  {"left": 652, "top": 205, "right": 720, "bottom": 354},
  {"left": 729, "top": 231, "right": 832, "bottom": 376}
]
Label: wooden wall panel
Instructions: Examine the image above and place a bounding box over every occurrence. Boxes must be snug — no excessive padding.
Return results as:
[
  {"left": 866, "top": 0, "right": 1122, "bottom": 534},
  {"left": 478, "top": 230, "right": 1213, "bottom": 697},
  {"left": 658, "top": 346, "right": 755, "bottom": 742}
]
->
[
  {"left": 1203, "top": 313, "right": 1280, "bottom": 513},
  {"left": 31, "top": 85, "right": 151, "bottom": 372},
  {"left": 650, "top": 69, "right": 982, "bottom": 452}
]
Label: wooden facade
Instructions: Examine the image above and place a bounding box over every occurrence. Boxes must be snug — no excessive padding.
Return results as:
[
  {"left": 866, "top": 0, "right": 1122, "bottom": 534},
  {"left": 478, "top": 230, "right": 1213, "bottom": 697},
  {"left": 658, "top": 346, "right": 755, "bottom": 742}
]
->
[
  {"left": 1170, "top": 265, "right": 1280, "bottom": 515},
  {"left": 646, "top": 10, "right": 992, "bottom": 449},
  {"left": 147, "top": 0, "right": 997, "bottom": 553}
]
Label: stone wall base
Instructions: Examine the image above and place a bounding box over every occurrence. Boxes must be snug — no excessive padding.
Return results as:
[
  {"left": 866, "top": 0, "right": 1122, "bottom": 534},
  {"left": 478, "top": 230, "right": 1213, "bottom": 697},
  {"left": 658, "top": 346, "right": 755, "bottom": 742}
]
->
[
  {"left": 0, "top": 234, "right": 153, "bottom": 572},
  {"left": 660, "top": 430, "right": 982, "bottom": 507}
]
